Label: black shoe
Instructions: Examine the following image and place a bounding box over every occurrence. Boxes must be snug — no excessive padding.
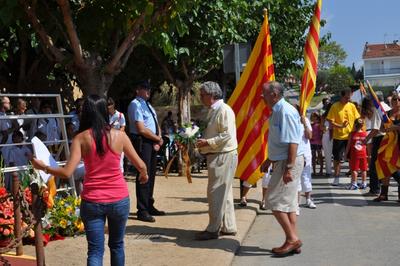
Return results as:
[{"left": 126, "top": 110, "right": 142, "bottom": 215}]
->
[
  {"left": 239, "top": 198, "right": 247, "bottom": 207},
  {"left": 137, "top": 214, "right": 155, "bottom": 223},
  {"left": 195, "top": 230, "right": 218, "bottom": 240},
  {"left": 259, "top": 202, "right": 267, "bottom": 210},
  {"left": 219, "top": 231, "right": 237, "bottom": 236},
  {"left": 149, "top": 208, "right": 166, "bottom": 216}
]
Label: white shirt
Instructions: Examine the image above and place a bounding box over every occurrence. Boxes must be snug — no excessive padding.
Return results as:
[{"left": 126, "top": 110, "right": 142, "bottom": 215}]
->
[
  {"left": 109, "top": 110, "right": 126, "bottom": 130},
  {"left": 369, "top": 108, "right": 385, "bottom": 137},
  {"left": 299, "top": 117, "right": 312, "bottom": 158}
]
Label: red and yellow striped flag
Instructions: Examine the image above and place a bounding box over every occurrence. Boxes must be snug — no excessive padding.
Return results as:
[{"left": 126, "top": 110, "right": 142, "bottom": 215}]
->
[
  {"left": 376, "top": 130, "right": 400, "bottom": 179},
  {"left": 299, "top": 0, "right": 322, "bottom": 116},
  {"left": 359, "top": 82, "right": 367, "bottom": 96},
  {"left": 366, "top": 81, "right": 400, "bottom": 179},
  {"left": 227, "top": 9, "right": 275, "bottom": 185}
]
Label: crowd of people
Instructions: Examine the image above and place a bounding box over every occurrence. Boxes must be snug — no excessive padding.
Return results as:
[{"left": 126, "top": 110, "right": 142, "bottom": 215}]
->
[{"left": 1, "top": 79, "right": 400, "bottom": 262}]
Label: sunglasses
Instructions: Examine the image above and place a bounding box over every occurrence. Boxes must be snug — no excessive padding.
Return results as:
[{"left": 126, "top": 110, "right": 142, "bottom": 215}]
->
[{"left": 392, "top": 98, "right": 400, "bottom": 101}]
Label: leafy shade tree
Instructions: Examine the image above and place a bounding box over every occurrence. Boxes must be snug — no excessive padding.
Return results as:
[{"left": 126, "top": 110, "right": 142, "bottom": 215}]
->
[
  {"left": 315, "top": 69, "right": 329, "bottom": 93},
  {"left": 349, "top": 63, "right": 364, "bottom": 82},
  {"left": 318, "top": 40, "right": 347, "bottom": 70},
  {"left": 144, "top": 1, "right": 252, "bottom": 123},
  {"left": 326, "top": 64, "right": 354, "bottom": 93},
  {"left": 137, "top": 0, "right": 319, "bottom": 123},
  {"left": 1, "top": 0, "right": 196, "bottom": 96},
  {"left": 0, "top": 22, "right": 76, "bottom": 105}
]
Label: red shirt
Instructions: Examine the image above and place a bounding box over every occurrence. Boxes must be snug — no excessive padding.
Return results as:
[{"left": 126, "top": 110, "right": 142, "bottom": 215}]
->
[
  {"left": 349, "top": 131, "right": 367, "bottom": 158},
  {"left": 81, "top": 133, "right": 128, "bottom": 203}
]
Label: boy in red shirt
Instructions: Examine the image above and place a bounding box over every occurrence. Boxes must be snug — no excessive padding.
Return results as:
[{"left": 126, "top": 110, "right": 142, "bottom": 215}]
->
[{"left": 346, "top": 118, "right": 368, "bottom": 190}]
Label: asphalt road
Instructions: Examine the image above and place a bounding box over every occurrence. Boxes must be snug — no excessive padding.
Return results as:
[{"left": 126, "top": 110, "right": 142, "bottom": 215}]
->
[{"left": 233, "top": 173, "right": 400, "bottom": 266}]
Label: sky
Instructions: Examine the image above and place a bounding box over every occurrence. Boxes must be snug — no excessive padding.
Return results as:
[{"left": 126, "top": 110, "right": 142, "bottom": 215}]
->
[{"left": 321, "top": 0, "right": 400, "bottom": 69}]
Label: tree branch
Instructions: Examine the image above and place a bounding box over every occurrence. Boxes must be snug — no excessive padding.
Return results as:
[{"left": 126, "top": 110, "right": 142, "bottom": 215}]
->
[
  {"left": 104, "top": 12, "right": 146, "bottom": 74},
  {"left": 56, "top": 0, "right": 85, "bottom": 67},
  {"left": 20, "top": 0, "right": 65, "bottom": 62},
  {"left": 181, "top": 59, "right": 190, "bottom": 80},
  {"left": 105, "top": 0, "right": 173, "bottom": 74},
  {"left": 109, "top": 30, "right": 121, "bottom": 57},
  {"left": 150, "top": 48, "right": 175, "bottom": 84},
  {"left": 42, "top": 0, "right": 69, "bottom": 42},
  {"left": 120, "top": 45, "right": 134, "bottom": 70}
]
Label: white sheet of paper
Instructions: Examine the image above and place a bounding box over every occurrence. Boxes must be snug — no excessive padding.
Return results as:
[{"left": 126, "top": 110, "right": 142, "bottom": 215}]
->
[{"left": 31, "top": 136, "right": 58, "bottom": 183}]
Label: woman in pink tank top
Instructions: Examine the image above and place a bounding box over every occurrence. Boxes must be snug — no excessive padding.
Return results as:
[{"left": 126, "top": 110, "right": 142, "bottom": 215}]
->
[{"left": 32, "top": 95, "right": 148, "bottom": 266}]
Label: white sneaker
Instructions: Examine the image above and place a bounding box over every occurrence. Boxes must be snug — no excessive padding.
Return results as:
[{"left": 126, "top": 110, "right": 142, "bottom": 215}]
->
[
  {"left": 332, "top": 177, "right": 340, "bottom": 186},
  {"left": 306, "top": 198, "right": 317, "bottom": 209}
]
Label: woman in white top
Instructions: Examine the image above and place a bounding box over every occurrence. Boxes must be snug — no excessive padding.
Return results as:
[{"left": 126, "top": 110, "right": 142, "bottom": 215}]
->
[{"left": 107, "top": 97, "right": 126, "bottom": 173}]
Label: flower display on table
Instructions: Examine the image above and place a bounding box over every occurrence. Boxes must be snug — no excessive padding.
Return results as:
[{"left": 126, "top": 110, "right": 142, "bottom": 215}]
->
[
  {"left": 42, "top": 195, "right": 84, "bottom": 239},
  {"left": 0, "top": 160, "right": 14, "bottom": 247},
  {"left": 164, "top": 122, "right": 202, "bottom": 183},
  {"left": 0, "top": 167, "right": 85, "bottom": 247},
  {"left": 0, "top": 188, "right": 14, "bottom": 247},
  {"left": 19, "top": 169, "right": 54, "bottom": 215}
]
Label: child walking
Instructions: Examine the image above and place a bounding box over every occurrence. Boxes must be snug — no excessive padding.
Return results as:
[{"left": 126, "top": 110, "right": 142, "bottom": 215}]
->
[
  {"left": 346, "top": 118, "right": 368, "bottom": 190},
  {"left": 310, "top": 112, "right": 323, "bottom": 175}
]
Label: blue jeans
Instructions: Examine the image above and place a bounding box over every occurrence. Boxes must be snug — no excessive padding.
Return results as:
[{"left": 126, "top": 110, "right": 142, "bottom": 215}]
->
[{"left": 80, "top": 197, "right": 130, "bottom": 266}]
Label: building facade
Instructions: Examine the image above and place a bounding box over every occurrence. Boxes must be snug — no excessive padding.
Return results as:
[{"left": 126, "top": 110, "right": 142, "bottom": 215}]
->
[{"left": 363, "top": 41, "right": 400, "bottom": 88}]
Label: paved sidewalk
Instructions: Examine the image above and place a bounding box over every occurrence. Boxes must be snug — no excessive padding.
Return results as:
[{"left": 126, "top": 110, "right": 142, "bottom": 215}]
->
[{"left": 23, "top": 171, "right": 259, "bottom": 266}]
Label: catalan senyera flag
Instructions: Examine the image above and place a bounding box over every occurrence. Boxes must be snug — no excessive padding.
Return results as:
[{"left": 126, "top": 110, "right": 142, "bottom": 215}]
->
[
  {"left": 299, "top": 0, "right": 322, "bottom": 116},
  {"left": 359, "top": 81, "right": 367, "bottom": 96},
  {"left": 227, "top": 10, "right": 275, "bottom": 185},
  {"left": 366, "top": 81, "right": 400, "bottom": 179}
]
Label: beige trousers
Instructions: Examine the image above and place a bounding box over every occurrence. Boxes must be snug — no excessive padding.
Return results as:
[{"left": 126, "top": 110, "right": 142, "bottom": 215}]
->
[
  {"left": 205, "top": 150, "right": 238, "bottom": 233},
  {"left": 267, "top": 155, "right": 304, "bottom": 213}
]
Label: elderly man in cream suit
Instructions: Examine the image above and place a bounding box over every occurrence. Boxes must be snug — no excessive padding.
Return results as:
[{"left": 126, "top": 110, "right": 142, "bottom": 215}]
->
[{"left": 195, "top": 81, "right": 238, "bottom": 241}]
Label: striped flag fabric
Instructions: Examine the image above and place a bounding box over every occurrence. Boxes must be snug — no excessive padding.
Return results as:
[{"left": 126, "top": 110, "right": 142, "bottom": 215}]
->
[
  {"left": 366, "top": 81, "right": 400, "bottom": 179},
  {"left": 227, "top": 9, "right": 275, "bottom": 185},
  {"left": 299, "top": 0, "right": 322, "bottom": 116},
  {"left": 359, "top": 82, "right": 367, "bottom": 96},
  {"left": 366, "top": 81, "right": 389, "bottom": 123},
  {"left": 376, "top": 131, "right": 400, "bottom": 179}
]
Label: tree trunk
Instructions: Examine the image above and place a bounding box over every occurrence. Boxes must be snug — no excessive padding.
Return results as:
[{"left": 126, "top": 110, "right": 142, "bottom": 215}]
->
[
  {"left": 74, "top": 63, "right": 115, "bottom": 96},
  {"left": 177, "top": 82, "right": 192, "bottom": 176},
  {"left": 178, "top": 83, "right": 192, "bottom": 124}
]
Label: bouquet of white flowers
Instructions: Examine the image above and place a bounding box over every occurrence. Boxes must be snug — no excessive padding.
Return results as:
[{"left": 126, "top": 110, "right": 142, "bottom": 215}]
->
[
  {"left": 174, "top": 123, "right": 201, "bottom": 145},
  {"left": 164, "top": 122, "right": 202, "bottom": 183}
]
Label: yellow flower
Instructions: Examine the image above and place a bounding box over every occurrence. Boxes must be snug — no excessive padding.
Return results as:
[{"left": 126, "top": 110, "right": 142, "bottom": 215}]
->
[
  {"left": 65, "top": 207, "right": 73, "bottom": 214},
  {"left": 60, "top": 219, "right": 67, "bottom": 229},
  {"left": 76, "top": 221, "right": 85, "bottom": 232},
  {"left": 74, "top": 198, "right": 81, "bottom": 206}
]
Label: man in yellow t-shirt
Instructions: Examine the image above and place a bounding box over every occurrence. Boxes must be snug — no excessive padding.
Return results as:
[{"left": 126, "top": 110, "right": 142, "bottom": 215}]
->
[{"left": 326, "top": 88, "right": 360, "bottom": 185}]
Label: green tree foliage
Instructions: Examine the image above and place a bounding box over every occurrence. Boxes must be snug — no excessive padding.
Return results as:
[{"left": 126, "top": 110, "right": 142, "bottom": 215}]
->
[
  {"left": 318, "top": 40, "right": 347, "bottom": 70},
  {"left": 0, "top": 0, "right": 196, "bottom": 96},
  {"left": 117, "top": 0, "right": 320, "bottom": 122},
  {"left": 326, "top": 64, "right": 354, "bottom": 93},
  {"left": 1, "top": 0, "right": 323, "bottom": 104},
  {"left": 348, "top": 63, "right": 364, "bottom": 82}
]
